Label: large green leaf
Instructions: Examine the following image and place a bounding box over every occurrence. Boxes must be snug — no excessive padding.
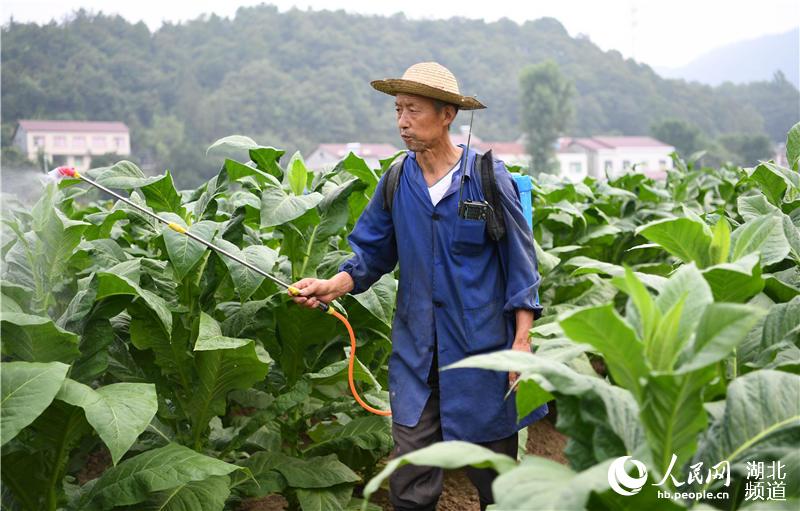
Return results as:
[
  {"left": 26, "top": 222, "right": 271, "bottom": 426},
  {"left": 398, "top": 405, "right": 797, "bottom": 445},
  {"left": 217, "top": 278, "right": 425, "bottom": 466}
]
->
[
  {"left": 188, "top": 313, "right": 270, "bottom": 443},
  {"left": 234, "top": 452, "right": 360, "bottom": 491},
  {"left": 213, "top": 239, "right": 278, "bottom": 301},
  {"left": 747, "top": 161, "right": 800, "bottom": 206},
  {"left": 351, "top": 273, "right": 397, "bottom": 327},
  {"left": 128, "top": 300, "right": 190, "bottom": 379},
  {"left": 676, "top": 303, "right": 767, "bottom": 374},
  {"left": 761, "top": 295, "right": 800, "bottom": 348},
  {"left": 79, "top": 443, "right": 242, "bottom": 511},
  {"left": 88, "top": 160, "right": 162, "bottom": 189},
  {"left": 0, "top": 361, "right": 69, "bottom": 445},
  {"left": 635, "top": 216, "right": 712, "bottom": 268},
  {"left": 304, "top": 416, "right": 392, "bottom": 455},
  {"left": 559, "top": 303, "right": 648, "bottom": 399},
  {"left": 491, "top": 456, "right": 614, "bottom": 511},
  {"left": 95, "top": 268, "right": 173, "bottom": 334},
  {"left": 275, "top": 301, "right": 343, "bottom": 384},
  {"left": 566, "top": 256, "right": 667, "bottom": 292},
  {"left": 260, "top": 186, "right": 324, "bottom": 227},
  {"left": 640, "top": 367, "right": 715, "bottom": 479},
  {"left": 788, "top": 121, "right": 800, "bottom": 170},
  {"left": 701, "top": 253, "right": 764, "bottom": 302},
  {"left": 615, "top": 266, "right": 660, "bottom": 345},
  {"left": 708, "top": 217, "right": 731, "bottom": 265},
  {"left": 337, "top": 152, "right": 379, "bottom": 195},
  {"left": 224, "top": 158, "right": 280, "bottom": 187},
  {"left": 1, "top": 311, "right": 80, "bottom": 363},
  {"left": 55, "top": 379, "right": 157, "bottom": 465},
  {"left": 206, "top": 134, "right": 259, "bottom": 155},
  {"left": 250, "top": 147, "right": 286, "bottom": 179},
  {"left": 445, "top": 350, "right": 644, "bottom": 457},
  {"left": 140, "top": 170, "right": 184, "bottom": 213},
  {"left": 128, "top": 475, "right": 231, "bottom": 511},
  {"left": 5, "top": 186, "right": 90, "bottom": 312},
  {"left": 70, "top": 317, "right": 114, "bottom": 383},
  {"left": 693, "top": 370, "right": 800, "bottom": 492},
  {"left": 283, "top": 177, "right": 362, "bottom": 278},
  {"left": 162, "top": 216, "right": 219, "bottom": 280},
  {"left": 362, "top": 441, "right": 515, "bottom": 507},
  {"left": 652, "top": 262, "right": 713, "bottom": 369},
  {"left": 732, "top": 213, "right": 790, "bottom": 266},
  {"left": 286, "top": 151, "right": 310, "bottom": 195},
  {"left": 194, "top": 311, "right": 253, "bottom": 350},
  {"left": 296, "top": 486, "right": 352, "bottom": 511}
]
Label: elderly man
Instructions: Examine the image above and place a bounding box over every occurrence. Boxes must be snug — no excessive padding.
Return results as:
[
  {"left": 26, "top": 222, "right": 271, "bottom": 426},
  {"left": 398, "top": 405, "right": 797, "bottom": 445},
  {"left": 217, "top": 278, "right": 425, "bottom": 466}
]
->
[{"left": 290, "top": 62, "right": 546, "bottom": 511}]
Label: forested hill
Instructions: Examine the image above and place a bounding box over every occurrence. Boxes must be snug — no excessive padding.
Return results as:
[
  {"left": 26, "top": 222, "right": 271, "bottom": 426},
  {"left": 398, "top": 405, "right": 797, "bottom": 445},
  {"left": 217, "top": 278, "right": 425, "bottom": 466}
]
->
[{"left": 2, "top": 5, "right": 797, "bottom": 186}]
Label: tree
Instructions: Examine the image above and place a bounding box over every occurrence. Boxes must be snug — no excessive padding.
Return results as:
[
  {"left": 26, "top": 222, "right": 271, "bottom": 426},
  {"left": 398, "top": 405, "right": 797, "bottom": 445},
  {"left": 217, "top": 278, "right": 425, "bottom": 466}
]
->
[
  {"left": 651, "top": 119, "right": 705, "bottom": 157},
  {"left": 519, "top": 61, "right": 575, "bottom": 176},
  {"left": 718, "top": 133, "right": 774, "bottom": 166}
]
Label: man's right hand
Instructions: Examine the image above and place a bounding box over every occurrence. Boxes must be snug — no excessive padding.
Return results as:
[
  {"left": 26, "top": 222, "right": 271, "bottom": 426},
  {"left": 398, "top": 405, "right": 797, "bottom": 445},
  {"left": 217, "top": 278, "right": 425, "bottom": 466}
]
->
[{"left": 289, "top": 271, "right": 354, "bottom": 309}]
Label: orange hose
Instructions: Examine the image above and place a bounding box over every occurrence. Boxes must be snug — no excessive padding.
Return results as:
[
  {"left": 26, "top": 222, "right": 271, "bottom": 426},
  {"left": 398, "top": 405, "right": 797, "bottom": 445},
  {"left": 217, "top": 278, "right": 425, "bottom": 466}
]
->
[{"left": 329, "top": 308, "right": 392, "bottom": 416}]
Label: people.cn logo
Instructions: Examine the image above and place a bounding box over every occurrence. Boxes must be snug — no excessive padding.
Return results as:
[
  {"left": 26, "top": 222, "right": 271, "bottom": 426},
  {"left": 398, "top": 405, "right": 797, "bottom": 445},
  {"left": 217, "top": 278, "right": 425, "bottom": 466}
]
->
[{"left": 608, "top": 456, "right": 649, "bottom": 496}]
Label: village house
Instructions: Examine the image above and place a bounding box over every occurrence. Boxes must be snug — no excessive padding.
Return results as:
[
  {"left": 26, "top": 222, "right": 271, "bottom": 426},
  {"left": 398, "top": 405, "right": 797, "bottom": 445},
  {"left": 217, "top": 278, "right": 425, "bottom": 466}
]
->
[
  {"left": 305, "top": 142, "right": 401, "bottom": 171},
  {"left": 11, "top": 119, "right": 131, "bottom": 171},
  {"left": 558, "top": 136, "right": 675, "bottom": 181},
  {"left": 454, "top": 128, "right": 675, "bottom": 182}
]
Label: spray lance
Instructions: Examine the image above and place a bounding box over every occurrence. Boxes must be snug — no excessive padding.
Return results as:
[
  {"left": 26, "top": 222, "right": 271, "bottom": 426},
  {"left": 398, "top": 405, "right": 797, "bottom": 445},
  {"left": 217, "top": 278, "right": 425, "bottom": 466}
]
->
[{"left": 45, "top": 165, "right": 390, "bottom": 417}]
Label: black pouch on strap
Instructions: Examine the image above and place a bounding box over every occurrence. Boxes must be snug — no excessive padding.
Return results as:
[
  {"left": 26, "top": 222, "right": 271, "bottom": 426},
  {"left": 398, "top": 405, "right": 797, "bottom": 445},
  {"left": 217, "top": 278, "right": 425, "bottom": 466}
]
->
[{"left": 478, "top": 150, "right": 506, "bottom": 241}]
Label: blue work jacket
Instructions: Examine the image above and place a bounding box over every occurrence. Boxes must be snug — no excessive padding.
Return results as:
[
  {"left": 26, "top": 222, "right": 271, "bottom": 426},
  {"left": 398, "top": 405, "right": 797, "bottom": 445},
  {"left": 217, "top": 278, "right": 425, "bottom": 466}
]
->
[{"left": 339, "top": 144, "right": 547, "bottom": 442}]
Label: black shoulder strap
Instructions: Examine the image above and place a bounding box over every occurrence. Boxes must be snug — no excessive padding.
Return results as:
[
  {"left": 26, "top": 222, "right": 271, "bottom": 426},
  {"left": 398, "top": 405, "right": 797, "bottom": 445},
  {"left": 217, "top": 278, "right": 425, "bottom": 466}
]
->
[
  {"left": 479, "top": 149, "right": 506, "bottom": 241},
  {"left": 382, "top": 153, "right": 407, "bottom": 212}
]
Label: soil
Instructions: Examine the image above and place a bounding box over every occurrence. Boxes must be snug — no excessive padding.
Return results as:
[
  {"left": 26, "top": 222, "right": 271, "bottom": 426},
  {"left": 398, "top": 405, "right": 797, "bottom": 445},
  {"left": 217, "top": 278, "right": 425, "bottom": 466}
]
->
[
  {"left": 76, "top": 445, "right": 112, "bottom": 486},
  {"left": 238, "top": 495, "right": 290, "bottom": 511}
]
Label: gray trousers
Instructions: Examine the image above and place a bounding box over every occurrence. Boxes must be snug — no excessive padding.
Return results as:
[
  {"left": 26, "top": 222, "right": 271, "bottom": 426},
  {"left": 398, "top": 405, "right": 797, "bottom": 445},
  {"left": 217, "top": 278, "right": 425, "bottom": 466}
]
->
[{"left": 389, "top": 345, "right": 519, "bottom": 511}]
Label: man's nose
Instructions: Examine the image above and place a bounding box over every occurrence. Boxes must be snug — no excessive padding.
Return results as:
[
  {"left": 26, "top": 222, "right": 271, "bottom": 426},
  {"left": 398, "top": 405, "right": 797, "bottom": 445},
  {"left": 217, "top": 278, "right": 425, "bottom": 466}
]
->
[{"left": 397, "top": 112, "right": 410, "bottom": 130}]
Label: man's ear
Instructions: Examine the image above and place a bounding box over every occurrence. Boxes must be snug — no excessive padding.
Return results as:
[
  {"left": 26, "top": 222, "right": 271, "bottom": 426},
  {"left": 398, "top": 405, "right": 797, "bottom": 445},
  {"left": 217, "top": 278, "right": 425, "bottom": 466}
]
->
[{"left": 444, "top": 105, "right": 458, "bottom": 128}]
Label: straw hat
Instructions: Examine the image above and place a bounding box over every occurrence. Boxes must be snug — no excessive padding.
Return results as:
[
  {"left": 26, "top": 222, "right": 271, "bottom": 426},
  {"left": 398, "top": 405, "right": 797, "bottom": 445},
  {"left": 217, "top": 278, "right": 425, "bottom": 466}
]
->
[{"left": 371, "top": 62, "right": 486, "bottom": 110}]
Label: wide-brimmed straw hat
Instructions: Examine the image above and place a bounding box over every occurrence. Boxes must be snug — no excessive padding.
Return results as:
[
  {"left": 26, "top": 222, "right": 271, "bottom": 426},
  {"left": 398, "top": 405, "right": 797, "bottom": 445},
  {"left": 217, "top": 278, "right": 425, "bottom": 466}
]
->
[{"left": 371, "top": 62, "right": 486, "bottom": 110}]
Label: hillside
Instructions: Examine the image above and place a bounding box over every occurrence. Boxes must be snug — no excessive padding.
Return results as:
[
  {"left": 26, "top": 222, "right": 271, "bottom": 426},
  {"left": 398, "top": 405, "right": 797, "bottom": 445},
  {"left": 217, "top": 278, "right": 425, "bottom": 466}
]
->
[
  {"left": 657, "top": 28, "right": 799, "bottom": 89},
  {"left": 2, "top": 5, "right": 797, "bottom": 187}
]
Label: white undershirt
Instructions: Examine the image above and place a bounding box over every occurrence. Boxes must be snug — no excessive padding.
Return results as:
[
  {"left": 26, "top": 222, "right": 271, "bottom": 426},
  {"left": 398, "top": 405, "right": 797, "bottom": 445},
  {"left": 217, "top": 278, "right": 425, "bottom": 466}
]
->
[{"left": 427, "top": 161, "right": 461, "bottom": 206}]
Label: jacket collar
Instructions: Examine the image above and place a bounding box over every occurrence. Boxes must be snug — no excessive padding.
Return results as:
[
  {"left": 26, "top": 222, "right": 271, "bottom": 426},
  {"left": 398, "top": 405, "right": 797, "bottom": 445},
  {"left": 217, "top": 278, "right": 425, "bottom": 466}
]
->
[{"left": 408, "top": 143, "right": 474, "bottom": 180}]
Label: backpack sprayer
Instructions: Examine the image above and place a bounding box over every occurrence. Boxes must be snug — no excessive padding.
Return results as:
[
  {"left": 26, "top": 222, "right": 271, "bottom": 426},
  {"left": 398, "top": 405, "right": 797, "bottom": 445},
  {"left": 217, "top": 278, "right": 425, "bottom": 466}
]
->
[{"left": 45, "top": 165, "right": 390, "bottom": 417}]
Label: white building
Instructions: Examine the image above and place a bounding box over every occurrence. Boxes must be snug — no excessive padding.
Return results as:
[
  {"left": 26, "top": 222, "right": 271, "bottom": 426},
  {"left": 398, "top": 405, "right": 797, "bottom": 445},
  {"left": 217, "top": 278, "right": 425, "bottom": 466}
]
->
[
  {"left": 306, "top": 142, "right": 401, "bottom": 171},
  {"left": 560, "top": 136, "right": 675, "bottom": 181},
  {"left": 12, "top": 120, "right": 131, "bottom": 171}
]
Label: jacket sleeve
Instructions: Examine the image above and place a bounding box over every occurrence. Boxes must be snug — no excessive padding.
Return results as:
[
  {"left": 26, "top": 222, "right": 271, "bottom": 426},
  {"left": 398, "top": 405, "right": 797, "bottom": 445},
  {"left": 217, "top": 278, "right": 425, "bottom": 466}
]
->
[
  {"left": 338, "top": 173, "right": 398, "bottom": 294},
  {"left": 494, "top": 162, "right": 543, "bottom": 320}
]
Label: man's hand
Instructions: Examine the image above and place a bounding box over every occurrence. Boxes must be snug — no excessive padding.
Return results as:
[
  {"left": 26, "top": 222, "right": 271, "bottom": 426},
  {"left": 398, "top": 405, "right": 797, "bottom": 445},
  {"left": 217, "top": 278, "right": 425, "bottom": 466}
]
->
[
  {"left": 289, "top": 271, "right": 354, "bottom": 309},
  {"left": 509, "top": 336, "right": 532, "bottom": 389},
  {"left": 509, "top": 309, "right": 535, "bottom": 389}
]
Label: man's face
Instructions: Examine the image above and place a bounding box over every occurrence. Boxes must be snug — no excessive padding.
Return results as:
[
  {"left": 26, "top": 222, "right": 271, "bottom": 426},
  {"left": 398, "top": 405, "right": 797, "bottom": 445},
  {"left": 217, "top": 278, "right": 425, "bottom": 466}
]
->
[{"left": 395, "top": 93, "right": 455, "bottom": 152}]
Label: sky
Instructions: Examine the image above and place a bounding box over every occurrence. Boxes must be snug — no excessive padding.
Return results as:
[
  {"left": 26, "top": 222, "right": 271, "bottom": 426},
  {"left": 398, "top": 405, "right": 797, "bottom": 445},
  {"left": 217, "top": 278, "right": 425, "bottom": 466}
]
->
[{"left": 1, "top": 0, "right": 799, "bottom": 68}]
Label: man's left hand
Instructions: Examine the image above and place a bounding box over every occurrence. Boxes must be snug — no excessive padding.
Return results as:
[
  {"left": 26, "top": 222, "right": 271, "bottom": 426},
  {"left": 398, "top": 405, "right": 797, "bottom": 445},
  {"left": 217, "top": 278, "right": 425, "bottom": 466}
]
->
[{"left": 509, "top": 336, "right": 532, "bottom": 389}]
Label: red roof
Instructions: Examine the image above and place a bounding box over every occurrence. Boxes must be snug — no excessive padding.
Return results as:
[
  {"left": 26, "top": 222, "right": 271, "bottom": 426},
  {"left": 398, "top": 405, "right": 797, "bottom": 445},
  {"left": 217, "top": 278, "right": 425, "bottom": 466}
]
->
[
  {"left": 478, "top": 141, "right": 526, "bottom": 154},
  {"left": 451, "top": 133, "right": 485, "bottom": 146},
  {"left": 577, "top": 136, "right": 672, "bottom": 149},
  {"left": 17, "top": 120, "right": 130, "bottom": 133},
  {"left": 569, "top": 138, "right": 611, "bottom": 150},
  {"left": 317, "top": 143, "right": 400, "bottom": 158}
]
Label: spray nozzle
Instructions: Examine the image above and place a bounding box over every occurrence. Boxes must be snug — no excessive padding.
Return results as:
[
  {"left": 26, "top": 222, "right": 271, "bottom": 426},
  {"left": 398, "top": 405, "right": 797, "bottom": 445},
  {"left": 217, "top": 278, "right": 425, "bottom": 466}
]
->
[{"left": 43, "top": 166, "right": 78, "bottom": 185}]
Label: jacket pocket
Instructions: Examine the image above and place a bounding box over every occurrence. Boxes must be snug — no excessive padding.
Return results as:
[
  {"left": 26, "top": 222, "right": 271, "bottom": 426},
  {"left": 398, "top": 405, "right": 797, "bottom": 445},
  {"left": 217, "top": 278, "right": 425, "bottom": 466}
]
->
[
  {"left": 452, "top": 217, "right": 487, "bottom": 255},
  {"left": 462, "top": 297, "right": 508, "bottom": 354}
]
